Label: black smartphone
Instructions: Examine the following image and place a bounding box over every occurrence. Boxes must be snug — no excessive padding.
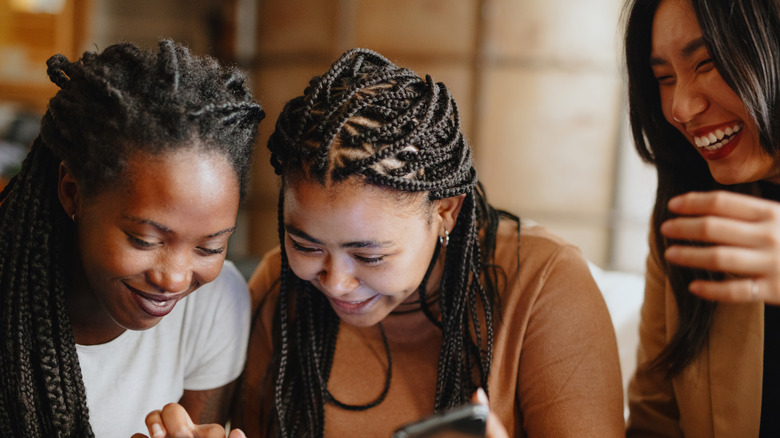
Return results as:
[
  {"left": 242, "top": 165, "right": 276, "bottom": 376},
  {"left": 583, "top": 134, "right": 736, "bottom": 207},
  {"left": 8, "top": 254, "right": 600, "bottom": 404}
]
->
[{"left": 391, "top": 403, "right": 489, "bottom": 438}]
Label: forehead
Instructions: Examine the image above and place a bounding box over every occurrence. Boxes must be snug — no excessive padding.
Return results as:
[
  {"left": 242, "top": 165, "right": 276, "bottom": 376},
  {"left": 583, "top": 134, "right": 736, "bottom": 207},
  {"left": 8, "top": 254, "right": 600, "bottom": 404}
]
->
[
  {"left": 651, "top": 0, "right": 702, "bottom": 58},
  {"left": 283, "top": 178, "right": 432, "bottom": 238},
  {"left": 100, "top": 149, "right": 239, "bottom": 209}
]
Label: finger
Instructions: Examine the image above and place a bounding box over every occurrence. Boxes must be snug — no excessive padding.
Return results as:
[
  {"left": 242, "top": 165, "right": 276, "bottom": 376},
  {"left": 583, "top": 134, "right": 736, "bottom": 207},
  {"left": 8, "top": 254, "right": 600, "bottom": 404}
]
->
[
  {"left": 665, "top": 245, "right": 771, "bottom": 276},
  {"left": 472, "top": 387, "right": 489, "bottom": 405},
  {"left": 193, "top": 423, "right": 229, "bottom": 438},
  {"left": 668, "top": 191, "right": 773, "bottom": 222},
  {"left": 660, "top": 215, "right": 769, "bottom": 248},
  {"left": 158, "top": 403, "right": 196, "bottom": 437},
  {"left": 228, "top": 429, "right": 247, "bottom": 438},
  {"left": 131, "top": 434, "right": 149, "bottom": 438},
  {"left": 144, "top": 410, "right": 167, "bottom": 438},
  {"left": 470, "top": 389, "right": 509, "bottom": 438},
  {"left": 484, "top": 411, "right": 509, "bottom": 438},
  {"left": 689, "top": 278, "right": 767, "bottom": 304}
]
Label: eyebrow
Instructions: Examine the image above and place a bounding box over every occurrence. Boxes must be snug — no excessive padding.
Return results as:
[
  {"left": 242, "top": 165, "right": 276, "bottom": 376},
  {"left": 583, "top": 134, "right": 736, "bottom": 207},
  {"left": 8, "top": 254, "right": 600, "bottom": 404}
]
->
[
  {"left": 650, "top": 37, "right": 706, "bottom": 67},
  {"left": 124, "top": 215, "right": 236, "bottom": 238},
  {"left": 285, "top": 224, "right": 393, "bottom": 249}
]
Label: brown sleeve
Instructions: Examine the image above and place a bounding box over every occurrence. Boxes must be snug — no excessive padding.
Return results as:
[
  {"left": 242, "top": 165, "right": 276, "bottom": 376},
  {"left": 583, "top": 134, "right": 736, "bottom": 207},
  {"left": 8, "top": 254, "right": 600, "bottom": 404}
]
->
[
  {"left": 626, "top": 235, "right": 684, "bottom": 437},
  {"left": 516, "top": 244, "right": 625, "bottom": 437},
  {"left": 231, "top": 247, "right": 282, "bottom": 437}
]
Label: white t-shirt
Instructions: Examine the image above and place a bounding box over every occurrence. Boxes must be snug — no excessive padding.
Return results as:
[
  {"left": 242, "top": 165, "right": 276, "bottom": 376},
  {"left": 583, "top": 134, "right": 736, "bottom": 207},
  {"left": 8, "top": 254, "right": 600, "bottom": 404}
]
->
[{"left": 76, "top": 261, "right": 251, "bottom": 438}]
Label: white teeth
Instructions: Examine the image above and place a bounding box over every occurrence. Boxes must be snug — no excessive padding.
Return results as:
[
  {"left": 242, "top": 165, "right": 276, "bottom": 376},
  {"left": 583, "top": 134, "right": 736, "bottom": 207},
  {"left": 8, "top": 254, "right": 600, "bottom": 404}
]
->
[{"left": 693, "top": 124, "right": 742, "bottom": 149}]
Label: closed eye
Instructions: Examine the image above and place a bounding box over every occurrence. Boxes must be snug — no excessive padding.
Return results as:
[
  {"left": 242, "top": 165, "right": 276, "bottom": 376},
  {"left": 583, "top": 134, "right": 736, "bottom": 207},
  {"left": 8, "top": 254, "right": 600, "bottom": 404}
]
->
[
  {"left": 291, "top": 240, "right": 319, "bottom": 254},
  {"left": 695, "top": 58, "right": 714, "bottom": 72},
  {"left": 126, "top": 233, "right": 157, "bottom": 249},
  {"left": 197, "top": 246, "right": 225, "bottom": 256},
  {"left": 354, "top": 254, "right": 385, "bottom": 264}
]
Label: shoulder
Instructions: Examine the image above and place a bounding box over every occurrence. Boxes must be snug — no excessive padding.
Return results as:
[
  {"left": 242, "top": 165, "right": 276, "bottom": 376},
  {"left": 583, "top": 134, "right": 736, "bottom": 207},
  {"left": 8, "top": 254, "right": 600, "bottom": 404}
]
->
[{"left": 492, "top": 219, "right": 587, "bottom": 275}]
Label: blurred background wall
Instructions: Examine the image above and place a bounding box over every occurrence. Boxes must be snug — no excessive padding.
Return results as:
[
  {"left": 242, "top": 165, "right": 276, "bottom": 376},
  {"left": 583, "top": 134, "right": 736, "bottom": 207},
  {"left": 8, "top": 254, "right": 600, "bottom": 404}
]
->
[{"left": 0, "top": 0, "right": 656, "bottom": 275}]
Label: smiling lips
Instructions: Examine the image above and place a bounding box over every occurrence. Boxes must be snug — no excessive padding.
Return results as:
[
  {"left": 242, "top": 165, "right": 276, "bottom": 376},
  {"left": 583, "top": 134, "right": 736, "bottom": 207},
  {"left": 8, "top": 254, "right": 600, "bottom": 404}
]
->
[
  {"left": 693, "top": 123, "right": 743, "bottom": 150},
  {"left": 328, "top": 294, "right": 380, "bottom": 314},
  {"left": 128, "top": 285, "right": 181, "bottom": 318}
]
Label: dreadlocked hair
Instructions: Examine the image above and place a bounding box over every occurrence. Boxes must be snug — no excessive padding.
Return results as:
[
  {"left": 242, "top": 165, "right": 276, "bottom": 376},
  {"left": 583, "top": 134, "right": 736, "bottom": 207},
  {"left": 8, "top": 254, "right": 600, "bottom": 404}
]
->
[
  {"left": 0, "top": 39, "right": 264, "bottom": 437},
  {"left": 264, "top": 47, "right": 517, "bottom": 438}
]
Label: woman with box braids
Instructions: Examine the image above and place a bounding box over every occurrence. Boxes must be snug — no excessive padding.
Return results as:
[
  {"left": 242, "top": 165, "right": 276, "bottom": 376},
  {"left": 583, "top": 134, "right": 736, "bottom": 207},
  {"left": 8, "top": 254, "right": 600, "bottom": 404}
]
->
[
  {"left": 265, "top": 48, "right": 499, "bottom": 436},
  {"left": 228, "top": 48, "right": 624, "bottom": 438},
  {"left": 0, "top": 39, "right": 263, "bottom": 438}
]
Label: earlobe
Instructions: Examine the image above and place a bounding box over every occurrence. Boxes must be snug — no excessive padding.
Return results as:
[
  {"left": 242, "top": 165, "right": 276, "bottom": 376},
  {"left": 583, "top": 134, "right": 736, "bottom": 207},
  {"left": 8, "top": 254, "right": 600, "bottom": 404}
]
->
[{"left": 57, "top": 162, "right": 79, "bottom": 220}]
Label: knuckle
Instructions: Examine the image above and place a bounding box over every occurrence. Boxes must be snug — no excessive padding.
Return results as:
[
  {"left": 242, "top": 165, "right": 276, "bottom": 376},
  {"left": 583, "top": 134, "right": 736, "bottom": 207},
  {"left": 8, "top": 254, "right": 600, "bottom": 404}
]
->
[
  {"left": 699, "top": 218, "right": 718, "bottom": 240},
  {"left": 710, "top": 247, "right": 734, "bottom": 270}
]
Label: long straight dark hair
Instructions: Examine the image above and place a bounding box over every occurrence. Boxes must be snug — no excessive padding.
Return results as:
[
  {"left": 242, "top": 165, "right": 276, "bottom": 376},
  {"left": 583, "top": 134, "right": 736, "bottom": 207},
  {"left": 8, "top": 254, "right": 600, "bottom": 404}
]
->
[{"left": 623, "top": 0, "right": 780, "bottom": 376}]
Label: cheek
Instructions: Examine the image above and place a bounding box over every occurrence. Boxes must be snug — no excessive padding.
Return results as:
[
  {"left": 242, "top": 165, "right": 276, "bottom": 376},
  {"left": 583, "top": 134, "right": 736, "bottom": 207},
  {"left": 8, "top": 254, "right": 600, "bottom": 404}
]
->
[
  {"left": 284, "top": 247, "right": 320, "bottom": 280},
  {"left": 195, "top": 256, "right": 228, "bottom": 284}
]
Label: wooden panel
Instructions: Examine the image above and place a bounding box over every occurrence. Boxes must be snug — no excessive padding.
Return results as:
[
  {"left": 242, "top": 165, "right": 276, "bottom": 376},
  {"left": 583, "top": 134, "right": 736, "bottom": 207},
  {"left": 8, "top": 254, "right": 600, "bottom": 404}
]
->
[{"left": 0, "top": 0, "right": 92, "bottom": 112}]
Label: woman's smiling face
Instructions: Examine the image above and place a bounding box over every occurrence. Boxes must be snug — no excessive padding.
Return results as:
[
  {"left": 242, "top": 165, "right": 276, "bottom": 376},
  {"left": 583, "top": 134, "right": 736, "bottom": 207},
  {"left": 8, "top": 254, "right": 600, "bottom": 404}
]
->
[
  {"left": 650, "top": 0, "right": 780, "bottom": 184},
  {"left": 282, "top": 177, "right": 455, "bottom": 328},
  {"left": 62, "top": 148, "right": 240, "bottom": 343}
]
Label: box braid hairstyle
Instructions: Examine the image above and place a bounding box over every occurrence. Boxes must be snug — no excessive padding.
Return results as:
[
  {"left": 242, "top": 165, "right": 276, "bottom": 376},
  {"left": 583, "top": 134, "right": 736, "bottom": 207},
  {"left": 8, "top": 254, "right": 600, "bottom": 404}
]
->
[
  {"left": 264, "top": 47, "right": 519, "bottom": 437},
  {"left": 0, "top": 39, "right": 264, "bottom": 437}
]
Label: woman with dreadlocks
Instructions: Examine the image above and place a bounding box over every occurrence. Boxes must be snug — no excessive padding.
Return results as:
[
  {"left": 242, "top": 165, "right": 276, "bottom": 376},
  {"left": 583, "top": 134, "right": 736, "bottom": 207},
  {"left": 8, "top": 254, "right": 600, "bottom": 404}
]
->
[
  {"left": 0, "top": 40, "right": 264, "bottom": 438},
  {"left": 150, "top": 48, "right": 625, "bottom": 437}
]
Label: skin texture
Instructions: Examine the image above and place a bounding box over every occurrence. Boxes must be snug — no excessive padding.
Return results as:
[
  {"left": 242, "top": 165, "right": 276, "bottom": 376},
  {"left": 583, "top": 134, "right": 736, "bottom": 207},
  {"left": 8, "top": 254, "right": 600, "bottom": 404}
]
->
[
  {"left": 59, "top": 148, "right": 243, "bottom": 431},
  {"left": 650, "top": 0, "right": 780, "bottom": 305}
]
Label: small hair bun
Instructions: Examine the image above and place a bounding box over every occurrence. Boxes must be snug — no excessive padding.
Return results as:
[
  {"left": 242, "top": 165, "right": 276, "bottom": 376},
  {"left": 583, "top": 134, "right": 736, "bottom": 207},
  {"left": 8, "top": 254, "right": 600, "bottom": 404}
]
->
[{"left": 46, "top": 54, "right": 72, "bottom": 88}]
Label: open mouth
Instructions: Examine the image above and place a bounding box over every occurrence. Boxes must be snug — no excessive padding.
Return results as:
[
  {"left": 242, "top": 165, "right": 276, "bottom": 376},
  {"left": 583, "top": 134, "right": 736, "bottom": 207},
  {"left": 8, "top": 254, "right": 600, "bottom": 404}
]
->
[
  {"left": 694, "top": 123, "right": 742, "bottom": 151},
  {"left": 127, "top": 284, "right": 180, "bottom": 318}
]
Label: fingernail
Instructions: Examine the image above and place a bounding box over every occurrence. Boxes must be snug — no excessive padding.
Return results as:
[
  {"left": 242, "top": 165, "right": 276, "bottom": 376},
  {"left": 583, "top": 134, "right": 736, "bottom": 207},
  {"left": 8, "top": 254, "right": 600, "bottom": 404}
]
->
[
  {"left": 476, "top": 387, "right": 489, "bottom": 404},
  {"left": 151, "top": 423, "right": 165, "bottom": 438},
  {"left": 668, "top": 196, "right": 682, "bottom": 210}
]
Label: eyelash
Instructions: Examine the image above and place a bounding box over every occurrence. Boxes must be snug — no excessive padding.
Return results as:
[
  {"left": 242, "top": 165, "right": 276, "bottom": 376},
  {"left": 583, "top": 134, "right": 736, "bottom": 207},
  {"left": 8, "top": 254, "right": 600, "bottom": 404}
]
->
[
  {"left": 197, "top": 247, "right": 225, "bottom": 256},
  {"left": 291, "top": 240, "right": 318, "bottom": 253},
  {"left": 127, "top": 233, "right": 156, "bottom": 248},
  {"left": 126, "top": 233, "right": 224, "bottom": 256},
  {"left": 291, "top": 241, "right": 386, "bottom": 264}
]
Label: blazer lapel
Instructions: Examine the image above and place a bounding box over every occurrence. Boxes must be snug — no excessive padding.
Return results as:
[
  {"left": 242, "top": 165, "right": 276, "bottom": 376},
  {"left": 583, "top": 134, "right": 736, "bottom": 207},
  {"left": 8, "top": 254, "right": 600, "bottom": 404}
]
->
[{"left": 708, "top": 302, "right": 763, "bottom": 437}]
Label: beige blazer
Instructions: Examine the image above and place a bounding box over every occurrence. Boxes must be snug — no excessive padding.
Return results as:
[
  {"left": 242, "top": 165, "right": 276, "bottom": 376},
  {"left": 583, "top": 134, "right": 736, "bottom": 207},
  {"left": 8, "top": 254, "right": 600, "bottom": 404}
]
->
[{"left": 626, "top": 237, "right": 764, "bottom": 437}]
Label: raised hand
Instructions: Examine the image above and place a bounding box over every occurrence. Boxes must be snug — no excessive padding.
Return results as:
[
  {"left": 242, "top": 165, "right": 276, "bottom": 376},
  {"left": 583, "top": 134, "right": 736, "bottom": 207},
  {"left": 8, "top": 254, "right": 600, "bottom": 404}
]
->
[{"left": 661, "top": 190, "right": 780, "bottom": 304}]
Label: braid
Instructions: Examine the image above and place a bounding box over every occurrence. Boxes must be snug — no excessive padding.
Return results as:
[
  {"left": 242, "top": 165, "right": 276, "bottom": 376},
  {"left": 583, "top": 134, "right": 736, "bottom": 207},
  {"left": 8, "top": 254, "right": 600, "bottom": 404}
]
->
[
  {"left": 267, "top": 48, "right": 515, "bottom": 436},
  {"left": 0, "top": 40, "right": 263, "bottom": 436},
  {"left": 0, "top": 141, "right": 93, "bottom": 436}
]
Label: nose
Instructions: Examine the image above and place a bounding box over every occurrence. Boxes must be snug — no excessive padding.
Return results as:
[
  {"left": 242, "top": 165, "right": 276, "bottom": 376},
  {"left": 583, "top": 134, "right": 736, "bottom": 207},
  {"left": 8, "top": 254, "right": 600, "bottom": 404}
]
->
[
  {"left": 147, "top": 248, "right": 194, "bottom": 293},
  {"left": 670, "top": 79, "right": 709, "bottom": 124},
  {"left": 318, "top": 256, "right": 359, "bottom": 297}
]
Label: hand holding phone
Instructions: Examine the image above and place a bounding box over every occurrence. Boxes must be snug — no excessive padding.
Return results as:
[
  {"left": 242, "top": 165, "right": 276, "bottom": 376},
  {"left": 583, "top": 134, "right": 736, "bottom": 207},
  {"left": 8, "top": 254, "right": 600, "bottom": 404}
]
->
[{"left": 391, "top": 403, "right": 489, "bottom": 438}]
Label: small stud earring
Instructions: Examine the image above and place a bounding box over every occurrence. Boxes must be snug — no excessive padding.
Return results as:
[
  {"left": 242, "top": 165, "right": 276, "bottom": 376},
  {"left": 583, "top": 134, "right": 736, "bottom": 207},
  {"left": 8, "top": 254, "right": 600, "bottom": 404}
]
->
[
  {"left": 71, "top": 213, "right": 76, "bottom": 222},
  {"left": 438, "top": 230, "right": 449, "bottom": 247}
]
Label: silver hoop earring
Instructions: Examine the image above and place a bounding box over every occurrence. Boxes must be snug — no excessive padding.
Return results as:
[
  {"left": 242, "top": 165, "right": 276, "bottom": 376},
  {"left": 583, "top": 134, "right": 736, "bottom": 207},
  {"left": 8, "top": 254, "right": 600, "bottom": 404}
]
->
[
  {"left": 71, "top": 213, "right": 76, "bottom": 223},
  {"left": 673, "top": 116, "right": 681, "bottom": 123},
  {"left": 438, "top": 230, "right": 449, "bottom": 247}
]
